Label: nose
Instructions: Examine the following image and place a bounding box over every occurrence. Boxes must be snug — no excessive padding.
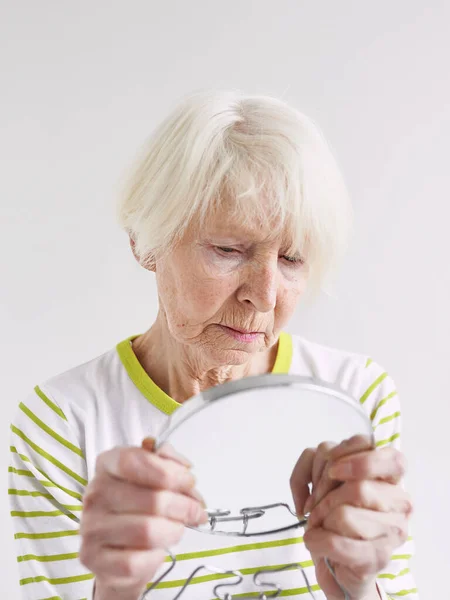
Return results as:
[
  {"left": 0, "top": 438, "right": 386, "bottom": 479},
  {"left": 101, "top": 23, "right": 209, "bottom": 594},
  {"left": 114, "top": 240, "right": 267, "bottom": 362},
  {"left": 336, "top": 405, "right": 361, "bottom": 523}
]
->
[{"left": 236, "top": 258, "right": 278, "bottom": 313}]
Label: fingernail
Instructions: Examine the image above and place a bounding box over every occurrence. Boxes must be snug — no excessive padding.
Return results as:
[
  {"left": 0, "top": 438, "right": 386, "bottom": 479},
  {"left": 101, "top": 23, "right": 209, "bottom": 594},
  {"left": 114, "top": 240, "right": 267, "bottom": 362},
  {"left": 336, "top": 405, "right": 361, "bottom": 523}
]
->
[
  {"left": 142, "top": 437, "right": 156, "bottom": 452},
  {"left": 329, "top": 462, "right": 353, "bottom": 479},
  {"left": 190, "top": 487, "right": 207, "bottom": 508},
  {"left": 171, "top": 450, "right": 193, "bottom": 469},
  {"left": 396, "top": 452, "right": 407, "bottom": 473},
  {"left": 296, "top": 513, "right": 309, "bottom": 528},
  {"left": 157, "top": 442, "right": 193, "bottom": 468},
  {"left": 195, "top": 506, "right": 209, "bottom": 525},
  {"left": 303, "top": 496, "right": 313, "bottom": 514},
  {"left": 180, "top": 470, "right": 196, "bottom": 489}
]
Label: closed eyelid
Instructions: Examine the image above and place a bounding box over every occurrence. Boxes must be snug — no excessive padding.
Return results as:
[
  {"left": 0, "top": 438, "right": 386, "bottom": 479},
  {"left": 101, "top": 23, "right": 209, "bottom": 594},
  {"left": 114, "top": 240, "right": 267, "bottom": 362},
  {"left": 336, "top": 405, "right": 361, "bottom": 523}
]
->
[
  {"left": 282, "top": 254, "right": 304, "bottom": 263},
  {"left": 216, "top": 246, "right": 242, "bottom": 253}
]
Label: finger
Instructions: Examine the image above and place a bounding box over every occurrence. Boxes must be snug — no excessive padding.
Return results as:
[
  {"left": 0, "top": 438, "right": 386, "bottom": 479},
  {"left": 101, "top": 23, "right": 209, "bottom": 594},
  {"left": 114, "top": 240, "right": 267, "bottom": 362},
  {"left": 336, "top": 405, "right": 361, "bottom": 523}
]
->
[
  {"left": 81, "top": 513, "right": 185, "bottom": 550},
  {"left": 139, "top": 441, "right": 206, "bottom": 504},
  {"left": 322, "top": 505, "right": 409, "bottom": 541},
  {"left": 308, "top": 480, "right": 413, "bottom": 529},
  {"left": 312, "top": 441, "right": 337, "bottom": 485},
  {"left": 305, "top": 436, "right": 372, "bottom": 514},
  {"left": 326, "top": 435, "right": 374, "bottom": 462},
  {"left": 328, "top": 447, "right": 406, "bottom": 484},
  {"left": 83, "top": 478, "right": 208, "bottom": 525},
  {"left": 95, "top": 447, "right": 196, "bottom": 493},
  {"left": 304, "top": 527, "right": 398, "bottom": 573},
  {"left": 303, "top": 442, "right": 338, "bottom": 514},
  {"left": 290, "top": 448, "right": 316, "bottom": 517},
  {"left": 80, "top": 547, "right": 166, "bottom": 586},
  {"left": 142, "top": 437, "right": 193, "bottom": 468}
]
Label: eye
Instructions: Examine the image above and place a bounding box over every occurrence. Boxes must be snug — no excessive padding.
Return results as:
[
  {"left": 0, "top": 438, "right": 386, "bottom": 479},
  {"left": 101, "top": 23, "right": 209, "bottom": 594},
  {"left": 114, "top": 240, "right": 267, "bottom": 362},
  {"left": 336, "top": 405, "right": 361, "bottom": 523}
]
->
[
  {"left": 216, "top": 246, "right": 238, "bottom": 255},
  {"left": 281, "top": 254, "right": 304, "bottom": 265}
]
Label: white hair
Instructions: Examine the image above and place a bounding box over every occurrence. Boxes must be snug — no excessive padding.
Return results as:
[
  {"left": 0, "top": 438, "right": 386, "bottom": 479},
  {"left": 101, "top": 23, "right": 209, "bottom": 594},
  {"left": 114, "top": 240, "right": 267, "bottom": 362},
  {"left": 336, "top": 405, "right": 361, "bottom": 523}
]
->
[{"left": 117, "top": 90, "right": 352, "bottom": 288}]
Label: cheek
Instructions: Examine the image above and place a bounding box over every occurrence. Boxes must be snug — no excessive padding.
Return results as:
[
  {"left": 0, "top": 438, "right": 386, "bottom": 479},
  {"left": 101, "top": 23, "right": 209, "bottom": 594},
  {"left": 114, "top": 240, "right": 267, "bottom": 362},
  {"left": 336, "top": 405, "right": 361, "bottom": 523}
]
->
[
  {"left": 276, "top": 290, "right": 300, "bottom": 319},
  {"left": 158, "top": 264, "right": 237, "bottom": 326},
  {"left": 185, "top": 279, "right": 229, "bottom": 314},
  {"left": 275, "top": 274, "right": 307, "bottom": 320}
]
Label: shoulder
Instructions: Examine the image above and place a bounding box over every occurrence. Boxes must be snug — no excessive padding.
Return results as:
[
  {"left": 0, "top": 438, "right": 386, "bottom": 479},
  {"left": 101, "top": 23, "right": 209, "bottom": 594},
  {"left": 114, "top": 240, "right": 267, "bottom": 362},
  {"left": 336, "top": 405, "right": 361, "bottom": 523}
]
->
[
  {"left": 35, "top": 346, "right": 120, "bottom": 423},
  {"left": 7, "top": 350, "right": 120, "bottom": 495},
  {"left": 289, "top": 333, "right": 370, "bottom": 386},
  {"left": 288, "top": 333, "right": 401, "bottom": 445},
  {"left": 10, "top": 343, "right": 135, "bottom": 477},
  {"left": 12, "top": 343, "right": 126, "bottom": 457}
]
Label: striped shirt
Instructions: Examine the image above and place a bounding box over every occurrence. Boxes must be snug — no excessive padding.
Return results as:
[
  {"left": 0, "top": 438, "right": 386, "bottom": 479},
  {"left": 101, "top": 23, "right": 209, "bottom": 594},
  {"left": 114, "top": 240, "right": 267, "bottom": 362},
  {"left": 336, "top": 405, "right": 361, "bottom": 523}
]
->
[{"left": 8, "top": 332, "right": 418, "bottom": 599}]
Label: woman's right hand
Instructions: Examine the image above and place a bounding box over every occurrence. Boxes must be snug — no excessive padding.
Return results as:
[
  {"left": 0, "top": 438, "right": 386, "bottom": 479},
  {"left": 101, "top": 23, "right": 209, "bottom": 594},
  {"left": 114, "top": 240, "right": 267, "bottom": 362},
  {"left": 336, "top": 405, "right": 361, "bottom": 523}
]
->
[{"left": 79, "top": 437, "right": 208, "bottom": 600}]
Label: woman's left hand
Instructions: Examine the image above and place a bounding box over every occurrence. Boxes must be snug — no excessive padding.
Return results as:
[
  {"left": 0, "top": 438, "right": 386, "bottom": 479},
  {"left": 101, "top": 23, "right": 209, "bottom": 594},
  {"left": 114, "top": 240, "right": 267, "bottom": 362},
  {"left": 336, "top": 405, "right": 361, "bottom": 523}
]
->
[{"left": 290, "top": 436, "right": 413, "bottom": 600}]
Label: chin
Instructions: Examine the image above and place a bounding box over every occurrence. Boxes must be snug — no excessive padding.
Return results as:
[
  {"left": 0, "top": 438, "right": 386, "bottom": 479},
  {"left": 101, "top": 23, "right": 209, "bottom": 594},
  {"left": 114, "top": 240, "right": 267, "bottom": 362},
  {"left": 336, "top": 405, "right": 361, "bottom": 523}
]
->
[{"left": 207, "top": 345, "right": 263, "bottom": 366}]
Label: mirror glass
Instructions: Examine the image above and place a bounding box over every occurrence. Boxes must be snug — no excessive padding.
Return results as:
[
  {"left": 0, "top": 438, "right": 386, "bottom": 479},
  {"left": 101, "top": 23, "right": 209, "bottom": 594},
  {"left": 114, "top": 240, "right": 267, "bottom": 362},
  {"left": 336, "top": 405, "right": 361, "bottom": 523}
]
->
[{"left": 156, "top": 375, "right": 374, "bottom": 537}]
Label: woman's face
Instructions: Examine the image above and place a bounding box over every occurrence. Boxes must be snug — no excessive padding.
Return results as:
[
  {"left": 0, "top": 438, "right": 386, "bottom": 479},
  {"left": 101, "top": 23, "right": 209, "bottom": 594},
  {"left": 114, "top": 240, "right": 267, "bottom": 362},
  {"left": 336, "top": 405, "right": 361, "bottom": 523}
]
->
[{"left": 154, "top": 206, "right": 309, "bottom": 366}]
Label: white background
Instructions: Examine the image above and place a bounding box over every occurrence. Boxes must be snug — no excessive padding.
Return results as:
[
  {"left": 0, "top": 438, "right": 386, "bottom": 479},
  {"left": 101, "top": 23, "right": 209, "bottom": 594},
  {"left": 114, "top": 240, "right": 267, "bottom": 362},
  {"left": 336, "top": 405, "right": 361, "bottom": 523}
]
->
[{"left": 1, "top": 1, "right": 449, "bottom": 597}]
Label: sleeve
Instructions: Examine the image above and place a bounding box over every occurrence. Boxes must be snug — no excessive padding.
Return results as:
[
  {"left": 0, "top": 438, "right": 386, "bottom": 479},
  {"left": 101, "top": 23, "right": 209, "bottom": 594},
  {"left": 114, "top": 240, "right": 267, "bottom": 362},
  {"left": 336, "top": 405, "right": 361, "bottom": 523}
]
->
[
  {"left": 358, "top": 359, "right": 419, "bottom": 599},
  {"left": 8, "top": 384, "right": 95, "bottom": 600}
]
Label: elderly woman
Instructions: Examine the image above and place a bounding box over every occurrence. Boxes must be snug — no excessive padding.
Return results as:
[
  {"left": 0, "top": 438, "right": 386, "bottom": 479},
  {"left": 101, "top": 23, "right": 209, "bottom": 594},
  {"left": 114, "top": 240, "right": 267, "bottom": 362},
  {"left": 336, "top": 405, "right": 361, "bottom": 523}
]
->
[{"left": 9, "top": 91, "right": 417, "bottom": 600}]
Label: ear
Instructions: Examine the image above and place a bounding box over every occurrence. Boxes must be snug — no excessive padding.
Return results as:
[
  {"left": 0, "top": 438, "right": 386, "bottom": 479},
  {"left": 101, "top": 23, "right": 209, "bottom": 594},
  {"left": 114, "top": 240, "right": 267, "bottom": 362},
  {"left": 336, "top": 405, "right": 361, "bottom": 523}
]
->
[{"left": 129, "top": 236, "right": 156, "bottom": 272}]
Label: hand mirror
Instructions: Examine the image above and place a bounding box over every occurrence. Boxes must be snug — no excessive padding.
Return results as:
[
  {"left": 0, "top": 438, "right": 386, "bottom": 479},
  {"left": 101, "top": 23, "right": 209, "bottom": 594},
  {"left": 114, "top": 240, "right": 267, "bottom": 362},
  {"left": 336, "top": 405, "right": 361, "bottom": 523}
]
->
[
  {"left": 155, "top": 374, "right": 374, "bottom": 537},
  {"left": 143, "top": 374, "right": 374, "bottom": 599}
]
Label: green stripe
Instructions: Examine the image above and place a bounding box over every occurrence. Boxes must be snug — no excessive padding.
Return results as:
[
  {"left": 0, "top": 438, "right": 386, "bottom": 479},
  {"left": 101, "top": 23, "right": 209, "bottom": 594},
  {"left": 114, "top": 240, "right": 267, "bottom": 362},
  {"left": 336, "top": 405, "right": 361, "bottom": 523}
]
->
[
  {"left": 9, "top": 489, "right": 53, "bottom": 499},
  {"left": 9, "top": 466, "right": 36, "bottom": 478},
  {"left": 391, "top": 554, "right": 412, "bottom": 560},
  {"left": 9, "top": 463, "right": 57, "bottom": 487},
  {"left": 10, "top": 425, "right": 87, "bottom": 486},
  {"left": 10, "top": 447, "right": 34, "bottom": 463},
  {"left": 375, "top": 411, "right": 401, "bottom": 428},
  {"left": 167, "top": 536, "right": 304, "bottom": 563},
  {"left": 390, "top": 589, "right": 418, "bottom": 597},
  {"left": 20, "top": 572, "right": 94, "bottom": 586},
  {"left": 9, "top": 467, "right": 82, "bottom": 501},
  {"left": 370, "top": 391, "right": 398, "bottom": 421},
  {"left": 9, "top": 451, "right": 83, "bottom": 501},
  {"left": 150, "top": 561, "right": 314, "bottom": 590},
  {"left": 11, "top": 510, "right": 79, "bottom": 521},
  {"left": 360, "top": 372, "right": 388, "bottom": 405},
  {"left": 33, "top": 476, "right": 81, "bottom": 500},
  {"left": 15, "top": 530, "right": 79, "bottom": 540},
  {"left": 8, "top": 489, "right": 81, "bottom": 507},
  {"left": 365, "top": 358, "right": 373, "bottom": 368},
  {"left": 18, "top": 552, "right": 79, "bottom": 563},
  {"left": 378, "top": 568, "right": 410, "bottom": 580},
  {"left": 34, "top": 385, "right": 67, "bottom": 421},
  {"left": 376, "top": 433, "right": 401, "bottom": 447},
  {"left": 8, "top": 466, "right": 59, "bottom": 487},
  {"left": 19, "top": 402, "right": 84, "bottom": 458}
]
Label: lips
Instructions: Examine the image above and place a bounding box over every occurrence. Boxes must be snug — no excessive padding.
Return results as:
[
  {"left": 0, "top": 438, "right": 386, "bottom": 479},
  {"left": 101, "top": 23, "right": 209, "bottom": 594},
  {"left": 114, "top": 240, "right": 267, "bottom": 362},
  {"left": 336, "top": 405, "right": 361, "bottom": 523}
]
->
[
  {"left": 223, "top": 326, "right": 262, "bottom": 334},
  {"left": 218, "top": 325, "right": 264, "bottom": 343}
]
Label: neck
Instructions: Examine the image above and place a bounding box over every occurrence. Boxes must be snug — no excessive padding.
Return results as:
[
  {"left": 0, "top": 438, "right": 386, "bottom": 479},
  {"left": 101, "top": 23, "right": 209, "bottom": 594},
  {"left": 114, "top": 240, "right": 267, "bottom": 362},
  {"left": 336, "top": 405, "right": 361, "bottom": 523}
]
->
[{"left": 132, "top": 315, "right": 278, "bottom": 403}]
